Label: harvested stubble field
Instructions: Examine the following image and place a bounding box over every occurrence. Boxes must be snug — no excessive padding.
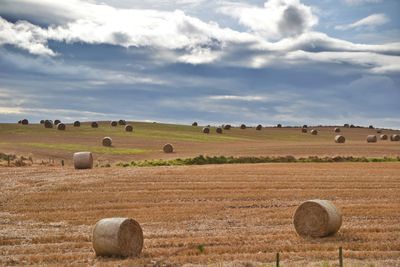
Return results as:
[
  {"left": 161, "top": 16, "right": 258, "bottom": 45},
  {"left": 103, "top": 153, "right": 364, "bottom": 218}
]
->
[
  {"left": 1, "top": 163, "right": 400, "bottom": 266},
  {"left": 0, "top": 122, "right": 399, "bottom": 165}
]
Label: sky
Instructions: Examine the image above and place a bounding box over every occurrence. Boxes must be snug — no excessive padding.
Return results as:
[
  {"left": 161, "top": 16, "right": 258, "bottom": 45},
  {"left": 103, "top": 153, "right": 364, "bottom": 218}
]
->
[{"left": 0, "top": 0, "right": 399, "bottom": 128}]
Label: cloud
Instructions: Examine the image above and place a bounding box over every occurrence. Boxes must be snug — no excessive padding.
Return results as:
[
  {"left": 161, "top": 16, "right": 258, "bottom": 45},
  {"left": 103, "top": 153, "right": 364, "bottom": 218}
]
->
[
  {"left": 343, "top": 0, "right": 383, "bottom": 6},
  {"left": 218, "top": 0, "right": 318, "bottom": 40},
  {"left": 335, "top": 13, "right": 390, "bottom": 30}
]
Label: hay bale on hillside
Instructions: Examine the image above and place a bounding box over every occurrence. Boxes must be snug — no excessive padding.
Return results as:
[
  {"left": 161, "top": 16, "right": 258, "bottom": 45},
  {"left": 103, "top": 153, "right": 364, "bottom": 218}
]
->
[
  {"left": 18, "top": 120, "right": 22, "bottom": 124},
  {"left": 216, "top": 127, "right": 223, "bottom": 134},
  {"left": 224, "top": 124, "right": 231, "bottom": 130},
  {"left": 335, "top": 135, "right": 345, "bottom": 143},
  {"left": 54, "top": 120, "right": 61, "bottom": 125},
  {"left": 369, "top": 125, "right": 374, "bottom": 129},
  {"left": 202, "top": 127, "right": 210, "bottom": 134},
  {"left": 376, "top": 129, "right": 382, "bottom": 134},
  {"left": 302, "top": 128, "right": 307, "bottom": 133},
  {"left": 293, "top": 199, "right": 342, "bottom": 237},
  {"left": 40, "top": 120, "right": 45, "bottom": 124},
  {"left": 240, "top": 124, "right": 246, "bottom": 129},
  {"left": 125, "top": 125, "right": 133, "bottom": 132},
  {"left": 367, "top": 135, "right": 377, "bottom": 143},
  {"left": 256, "top": 124, "right": 262, "bottom": 131},
  {"left": 380, "top": 134, "right": 388, "bottom": 140},
  {"left": 334, "top": 128, "right": 341, "bottom": 133},
  {"left": 21, "top": 119, "right": 29, "bottom": 125},
  {"left": 163, "top": 143, "right": 174, "bottom": 153},
  {"left": 350, "top": 124, "right": 355, "bottom": 128},
  {"left": 303, "top": 125, "right": 308, "bottom": 128},
  {"left": 110, "top": 121, "right": 118, "bottom": 127},
  {"left": 57, "top": 123, "right": 66, "bottom": 131},
  {"left": 192, "top": 122, "right": 198, "bottom": 126},
  {"left": 118, "top": 120, "right": 126, "bottom": 125},
  {"left": 44, "top": 120, "right": 53, "bottom": 128},
  {"left": 310, "top": 129, "right": 318, "bottom": 135},
  {"left": 91, "top": 122, "right": 99, "bottom": 128},
  {"left": 102, "top": 137, "right": 112, "bottom": 147},
  {"left": 74, "top": 121, "right": 81, "bottom": 127},
  {"left": 391, "top": 134, "right": 400, "bottom": 141},
  {"left": 277, "top": 124, "right": 282, "bottom": 128},
  {"left": 73, "top": 152, "right": 93, "bottom": 169},
  {"left": 92, "top": 218, "right": 143, "bottom": 257},
  {"left": 344, "top": 124, "right": 349, "bottom": 128}
]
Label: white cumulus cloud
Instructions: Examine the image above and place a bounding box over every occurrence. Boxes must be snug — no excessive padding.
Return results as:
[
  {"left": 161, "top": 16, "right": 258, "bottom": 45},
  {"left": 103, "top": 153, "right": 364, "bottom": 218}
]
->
[{"left": 335, "top": 13, "right": 390, "bottom": 30}]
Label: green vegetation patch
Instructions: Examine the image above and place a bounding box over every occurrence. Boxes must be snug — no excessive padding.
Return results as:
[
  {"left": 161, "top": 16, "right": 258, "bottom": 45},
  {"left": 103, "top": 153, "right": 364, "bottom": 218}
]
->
[
  {"left": 20, "top": 143, "right": 147, "bottom": 155},
  {"left": 118, "top": 155, "right": 400, "bottom": 167}
]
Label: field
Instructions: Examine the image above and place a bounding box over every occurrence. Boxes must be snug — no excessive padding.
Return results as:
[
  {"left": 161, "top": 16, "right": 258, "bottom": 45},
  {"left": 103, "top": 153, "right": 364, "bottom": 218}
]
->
[{"left": 1, "top": 122, "right": 400, "bottom": 266}]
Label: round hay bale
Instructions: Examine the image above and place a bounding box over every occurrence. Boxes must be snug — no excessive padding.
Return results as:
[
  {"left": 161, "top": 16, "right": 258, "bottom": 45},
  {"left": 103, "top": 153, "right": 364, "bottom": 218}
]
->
[
  {"left": 380, "top": 134, "right": 388, "bottom": 140},
  {"left": 369, "top": 125, "right": 374, "bottom": 129},
  {"left": 110, "top": 121, "right": 118, "bottom": 127},
  {"left": 376, "top": 129, "right": 382, "bottom": 134},
  {"left": 202, "top": 127, "right": 210, "bottom": 134},
  {"left": 54, "top": 120, "right": 61, "bottom": 125},
  {"left": 216, "top": 127, "right": 223, "bottom": 134},
  {"left": 40, "top": 120, "right": 45, "bottom": 124},
  {"left": 125, "top": 125, "right": 133, "bottom": 132},
  {"left": 367, "top": 135, "right": 377, "bottom": 143},
  {"left": 350, "top": 124, "right": 355, "bottom": 128},
  {"left": 301, "top": 128, "right": 307, "bottom": 133},
  {"left": 21, "top": 119, "right": 29, "bottom": 125},
  {"left": 303, "top": 125, "right": 308, "bottom": 128},
  {"left": 192, "top": 122, "right": 198, "bottom": 126},
  {"left": 277, "top": 124, "right": 282, "bottom": 128},
  {"left": 163, "top": 143, "right": 174, "bottom": 153},
  {"left": 92, "top": 217, "right": 143, "bottom": 257},
  {"left": 391, "top": 134, "right": 400, "bottom": 141},
  {"left": 91, "top": 122, "right": 99, "bottom": 128},
  {"left": 344, "top": 124, "right": 349, "bottom": 128},
  {"left": 118, "top": 120, "right": 126, "bottom": 126},
  {"left": 240, "top": 124, "right": 246, "bottom": 129},
  {"left": 44, "top": 120, "right": 53, "bottom": 128},
  {"left": 73, "top": 121, "right": 81, "bottom": 127},
  {"left": 256, "top": 124, "right": 262, "bottom": 131},
  {"left": 293, "top": 199, "right": 342, "bottom": 237},
  {"left": 310, "top": 129, "right": 318, "bottom": 135},
  {"left": 57, "top": 123, "right": 66, "bottom": 131},
  {"left": 102, "top": 137, "right": 112, "bottom": 147},
  {"left": 18, "top": 120, "right": 22, "bottom": 124},
  {"left": 224, "top": 124, "right": 231, "bottom": 130},
  {"left": 73, "top": 152, "right": 93, "bottom": 169},
  {"left": 335, "top": 135, "right": 345, "bottom": 143},
  {"left": 334, "top": 128, "right": 341, "bottom": 133}
]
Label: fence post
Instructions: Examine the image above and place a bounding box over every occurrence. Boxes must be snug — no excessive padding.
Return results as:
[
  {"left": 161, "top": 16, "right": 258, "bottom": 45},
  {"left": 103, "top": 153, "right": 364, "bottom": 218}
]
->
[
  {"left": 276, "top": 252, "right": 280, "bottom": 267},
  {"left": 7, "top": 155, "right": 10, "bottom": 166},
  {"left": 339, "top": 246, "right": 343, "bottom": 267}
]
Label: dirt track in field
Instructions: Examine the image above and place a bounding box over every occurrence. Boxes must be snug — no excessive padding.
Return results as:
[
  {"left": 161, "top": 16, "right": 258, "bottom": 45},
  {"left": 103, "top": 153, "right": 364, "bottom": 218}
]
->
[{"left": 1, "top": 163, "right": 399, "bottom": 266}]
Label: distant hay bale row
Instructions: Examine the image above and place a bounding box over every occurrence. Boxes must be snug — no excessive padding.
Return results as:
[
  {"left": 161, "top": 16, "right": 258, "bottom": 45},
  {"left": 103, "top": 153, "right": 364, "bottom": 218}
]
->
[
  {"left": 44, "top": 120, "right": 53, "bottom": 128},
  {"left": 202, "top": 127, "right": 210, "bottom": 134},
  {"left": 240, "top": 124, "right": 246, "bottom": 129},
  {"left": 293, "top": 199, "right": 342, "bottom": 238},
  {"left": 91, "top": 122, "right": 99, "bottom": 128},
  {"left": 92, "top": 218, "right": 143, "bottom": 257},
  {"left": 74, "top": 121, "right": 81, "bottom": 127},
  {"left": 119, "top": 120, "right": 126, "bottom": 125},
  {"left": 102, "top": 137, "right": 112, "bottom": 147},
  {"left": 110, "top": 121, "right": 118, "bottom": 127},
  {"left": 19, "top": 119, "right": 29, "bottom": 125},
  {"left": 192, "top": 122, "right": 198, "bottom": 126},
  {"left": 54, "top": 119, "right": 61, "bottom": 125},
  {"left": 223, "top": 124, "right": 231, "bottom": 130}
]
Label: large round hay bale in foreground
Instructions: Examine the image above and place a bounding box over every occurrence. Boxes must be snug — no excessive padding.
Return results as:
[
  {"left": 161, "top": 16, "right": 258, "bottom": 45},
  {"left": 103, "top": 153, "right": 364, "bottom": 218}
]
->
[
  {"left": 335, "top": 135, "right": 345, "bottom": 143},
  {"left": 118, "top": 120, "right": 126, "bottom": 126},
  {"left": 224, "top": 124, "right": 231, "bottom": 130},
  {"left": 44, "top": 120, "right": 53, "bottom": 128},
  {"left": 240, "top": 124, "right": 246, "bottom": 129},
  {"left": 256, "top": 124, "right": 262, "bottom": 131},
  {"left": 57, "top": 123, "right": 66, "bottom": 131},
  {"left": 110, "top": 121, "right": 118, "bottom": 127},
  {"left": 192, "top": 122, "right": 198, "bottom": 126},
  {"left": 380, "top": 134, "right": 388, "bottom": 140},
  {"left": 91, "top": 122, "right": 99, "bottom": 128},
  {"left": 216, "top": 127, "right": 223, "bottom": 134},
  {"left": 163, "top": 143, "right": 174, "bottom": 153},
  {"left": 73, "top": 152, "right": 93, "bottom": 169},
  {"left": 391, "top": 134, "right": 400, "bottom": 141},
  {"left": 310, "top": 129, "right": 318, "bottom": 135},
  {"left": 367, "top": 135, "right": 377, "bottom": 143},
  {"left": 102, "top": 137, "right": 112, "bottom": 147},
  {"left": 21, "top": 119, "right": 29, "bottom": 125},
  {"left": 125, "top": 125, "right": 133, "bottom": 132},
  {"left": 92, "top": 218, "right": 143, "bottom": 257},
  {"left": 293, "top": 199, "right": 342, "bottom": 238},
  {"left": 73, "top": 121, "right": 80, "bottom": 127},
  {"left": 301, "top": 128, "right": 307, "bottom": 133},
  {"left": 334, "top": 128, "right": 340, "bottom": 133},
  {"left": 54, "top": 119, "right": 61, "bottom": 125},
  {"left": 202, "top": 127, "right": 210, "bottom": 134}
]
